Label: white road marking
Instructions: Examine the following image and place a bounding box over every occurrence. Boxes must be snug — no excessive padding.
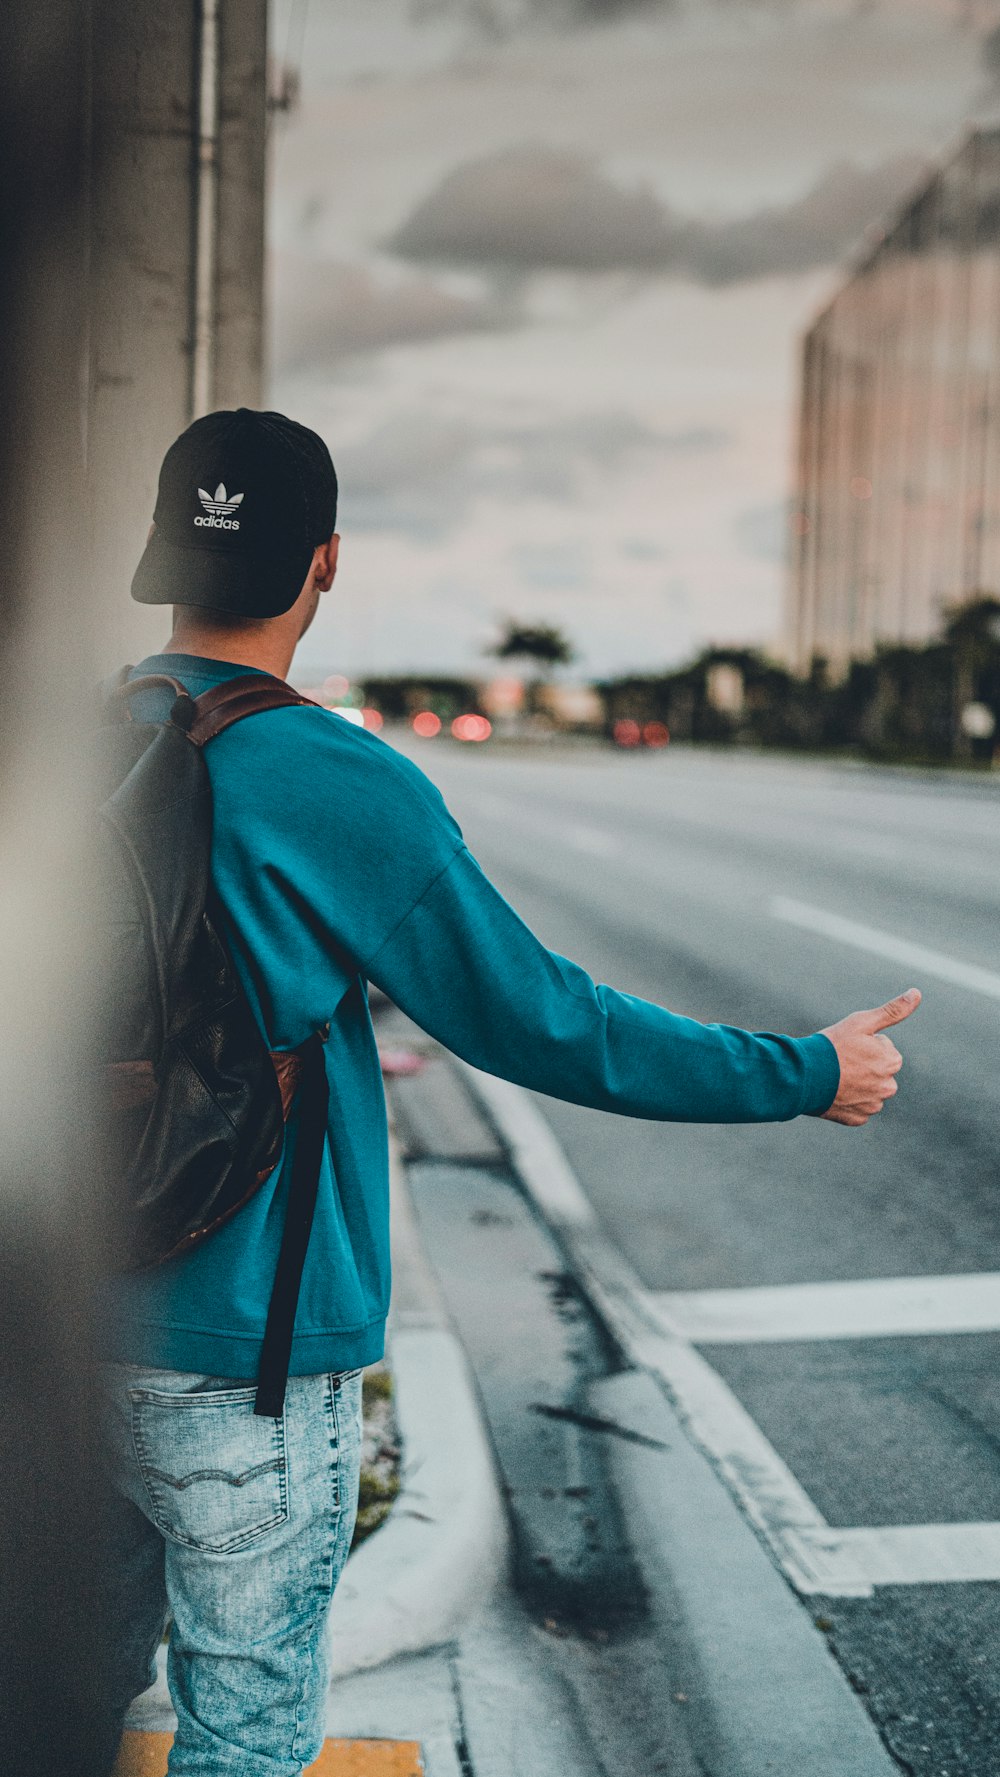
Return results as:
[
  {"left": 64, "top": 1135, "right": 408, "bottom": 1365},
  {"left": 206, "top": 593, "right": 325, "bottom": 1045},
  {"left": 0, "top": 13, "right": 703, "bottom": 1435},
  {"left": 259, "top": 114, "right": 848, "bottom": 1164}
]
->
[
  {"left": 771, "top": 895, "right": 1000, "bottom": 1001},
  {"left": 466, "top": 1066, "right": 1000, "bottom": 1596},
  {"left": 648, "top": 1272, "right": 1000, "bottom": 1344},
  {"left": 820, "top": 1524, "right": 1000, "bottom": 1587},
  {"left": 463, "top": 1066, "right": 598, "bottom": 1230},
  {"left": 624, "top": 1322, "right": 872, "bottom": 1596}
]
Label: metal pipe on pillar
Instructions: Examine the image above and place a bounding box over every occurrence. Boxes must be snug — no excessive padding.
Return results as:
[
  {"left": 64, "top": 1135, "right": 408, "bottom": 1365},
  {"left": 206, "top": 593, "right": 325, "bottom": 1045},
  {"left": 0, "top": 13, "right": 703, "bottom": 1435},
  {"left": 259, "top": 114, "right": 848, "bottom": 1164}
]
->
[{"left": 192, "top": 0, "right": 221, "bottom": 419}]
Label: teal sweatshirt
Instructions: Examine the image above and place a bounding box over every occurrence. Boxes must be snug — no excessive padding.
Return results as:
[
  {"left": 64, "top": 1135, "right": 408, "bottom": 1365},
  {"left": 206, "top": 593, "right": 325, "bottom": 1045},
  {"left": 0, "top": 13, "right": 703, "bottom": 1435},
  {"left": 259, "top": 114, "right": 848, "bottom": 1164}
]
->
[{"left": 102, "top": 654, "right": 840, "bottom": 1378}]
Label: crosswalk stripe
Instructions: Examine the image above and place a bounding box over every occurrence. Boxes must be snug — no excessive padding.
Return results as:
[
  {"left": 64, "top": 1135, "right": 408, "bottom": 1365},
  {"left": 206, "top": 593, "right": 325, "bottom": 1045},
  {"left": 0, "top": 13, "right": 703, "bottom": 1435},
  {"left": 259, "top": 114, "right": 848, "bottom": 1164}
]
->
[{"left": 648, "top": 1272, "right": 1000, "bottom": 1343}]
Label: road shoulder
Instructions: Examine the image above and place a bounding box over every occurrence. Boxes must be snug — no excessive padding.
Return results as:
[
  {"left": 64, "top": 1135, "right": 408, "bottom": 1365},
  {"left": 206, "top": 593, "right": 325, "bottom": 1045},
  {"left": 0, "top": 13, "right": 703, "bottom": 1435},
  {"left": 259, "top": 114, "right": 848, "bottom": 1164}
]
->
[{"left": 462, "top": 1061, "right": 901, "bottom": 1776}]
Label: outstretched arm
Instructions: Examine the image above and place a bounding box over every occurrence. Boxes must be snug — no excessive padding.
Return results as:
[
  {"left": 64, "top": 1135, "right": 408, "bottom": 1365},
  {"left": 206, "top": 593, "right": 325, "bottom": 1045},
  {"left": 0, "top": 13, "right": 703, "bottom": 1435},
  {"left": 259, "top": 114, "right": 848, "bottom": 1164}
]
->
[{"left": 366, "top": 844, "right": 853, "bottom": 1125}]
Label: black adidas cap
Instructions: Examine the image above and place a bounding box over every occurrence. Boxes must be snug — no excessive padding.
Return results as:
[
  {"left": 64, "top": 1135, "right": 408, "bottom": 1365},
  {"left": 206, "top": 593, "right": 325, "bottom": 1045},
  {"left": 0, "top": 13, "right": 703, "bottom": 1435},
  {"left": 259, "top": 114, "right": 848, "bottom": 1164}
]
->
[{"left": 131, "top": 408, "right": 338, "bottom": 618}]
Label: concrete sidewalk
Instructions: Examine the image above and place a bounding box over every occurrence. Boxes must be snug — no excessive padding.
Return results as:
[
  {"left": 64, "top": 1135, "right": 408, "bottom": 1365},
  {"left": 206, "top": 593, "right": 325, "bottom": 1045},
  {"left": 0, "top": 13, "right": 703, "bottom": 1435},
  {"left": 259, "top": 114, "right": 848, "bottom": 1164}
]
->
[
  {"left": 327, "top": 1108, "right": 655, "bottom": 1776},
  {"left": 326, "top": 1594, "right": 608, "bottom": 1777}
]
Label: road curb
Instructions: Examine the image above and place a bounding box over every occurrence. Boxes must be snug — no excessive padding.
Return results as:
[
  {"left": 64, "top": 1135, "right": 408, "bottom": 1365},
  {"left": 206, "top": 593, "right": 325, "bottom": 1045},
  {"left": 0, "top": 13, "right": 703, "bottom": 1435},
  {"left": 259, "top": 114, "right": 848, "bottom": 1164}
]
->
[
  {"left": 461, "top": 1063, "right": 898, "bottom": 1777},
  {"left": 327, "top": 1324, "right": 507, "bottom": 1676},
  {"left": 327, "top": 1133, "right": 508, "bottom": 1676},
  {"left": 591, "top": 1370, "right": 895, "bottom": 1776}
]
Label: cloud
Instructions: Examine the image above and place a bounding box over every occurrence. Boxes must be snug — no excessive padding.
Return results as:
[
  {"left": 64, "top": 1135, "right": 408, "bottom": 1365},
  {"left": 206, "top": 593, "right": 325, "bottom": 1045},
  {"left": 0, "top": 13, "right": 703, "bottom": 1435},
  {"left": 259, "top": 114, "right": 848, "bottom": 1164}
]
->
[
  {"left": 388, "top": 145, "right": 926, "bottom": 282},
  {"left": 733, "top": 500, "right": 788, "bottom": 564},
  {"left": 508, "top": 540, "right": 592, "bottom": 592},
  {"left": 412, "top": 0, "right": 667, "bottom": 37},
  {"left": 342, "top": 413, "right": 473, "bottom": 541},
  {"left": 341, "top": 406, "right": 728, "bottom": 538},
  {"left": 389, "top": 148, "right": 675, "bottom": 271},
  {"left": 268, "top": 252, "right": 508, "bottom": 371},
  {"left": 692, "top": 156, "right": 926, "bottom": 282}
]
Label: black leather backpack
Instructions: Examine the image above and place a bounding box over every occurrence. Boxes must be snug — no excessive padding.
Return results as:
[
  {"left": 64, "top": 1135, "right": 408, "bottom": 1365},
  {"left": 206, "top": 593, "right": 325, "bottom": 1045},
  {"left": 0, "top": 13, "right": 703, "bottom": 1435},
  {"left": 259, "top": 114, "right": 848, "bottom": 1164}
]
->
[{"left": 97, "top": 668, "right": 328, "bottom": 1417}]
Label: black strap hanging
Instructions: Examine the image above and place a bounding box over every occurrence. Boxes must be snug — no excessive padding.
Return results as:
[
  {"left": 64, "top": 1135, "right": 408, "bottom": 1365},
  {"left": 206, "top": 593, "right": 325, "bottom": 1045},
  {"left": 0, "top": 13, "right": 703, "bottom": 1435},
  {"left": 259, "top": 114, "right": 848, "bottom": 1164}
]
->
[{"left": 253, "top": 1031, "right": 329, "bottom": 1418}]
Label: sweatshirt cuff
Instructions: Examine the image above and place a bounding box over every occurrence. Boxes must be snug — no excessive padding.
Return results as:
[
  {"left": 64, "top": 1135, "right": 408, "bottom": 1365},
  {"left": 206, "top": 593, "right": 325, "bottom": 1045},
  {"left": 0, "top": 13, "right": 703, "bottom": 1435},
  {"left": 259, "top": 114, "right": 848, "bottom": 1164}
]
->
[{"left": 795, "top": 1031, "right": 841, "bottom": 1116}]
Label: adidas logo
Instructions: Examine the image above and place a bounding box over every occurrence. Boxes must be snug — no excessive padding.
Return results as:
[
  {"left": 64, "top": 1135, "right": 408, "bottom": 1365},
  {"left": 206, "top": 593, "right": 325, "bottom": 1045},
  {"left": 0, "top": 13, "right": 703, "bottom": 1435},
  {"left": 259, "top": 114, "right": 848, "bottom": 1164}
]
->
[{"left": 195, "top": 483, "right": 244, "bottom": 530}]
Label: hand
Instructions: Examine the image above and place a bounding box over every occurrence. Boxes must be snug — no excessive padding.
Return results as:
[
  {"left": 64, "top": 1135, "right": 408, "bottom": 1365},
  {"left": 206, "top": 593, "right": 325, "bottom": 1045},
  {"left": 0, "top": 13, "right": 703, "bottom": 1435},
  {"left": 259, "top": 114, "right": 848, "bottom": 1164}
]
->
[{"left": 819, "top": 988, "right": 922, "bottom": 1126}]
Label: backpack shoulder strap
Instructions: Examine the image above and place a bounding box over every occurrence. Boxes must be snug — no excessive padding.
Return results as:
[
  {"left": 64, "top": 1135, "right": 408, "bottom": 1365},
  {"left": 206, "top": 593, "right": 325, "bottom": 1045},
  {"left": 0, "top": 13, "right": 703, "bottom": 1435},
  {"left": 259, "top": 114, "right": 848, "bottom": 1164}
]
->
[
  {"left": 98, "top": 665, "right": 134, "bottom": 721},
  {"left": 183, "top": 673, "right": 318, "bottom": 748},
  {"left": 101, "top": 669, "right": 194, "bottom": 725}
]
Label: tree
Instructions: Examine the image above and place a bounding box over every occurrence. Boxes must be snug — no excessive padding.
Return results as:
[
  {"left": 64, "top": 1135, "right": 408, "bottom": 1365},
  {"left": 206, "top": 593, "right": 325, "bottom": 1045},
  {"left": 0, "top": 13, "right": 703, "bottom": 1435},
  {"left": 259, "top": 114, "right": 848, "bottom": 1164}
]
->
[
  {"left": 487, "top": 619, "right": 577, "bottom": 670},
  {"left": 943, "top": 594, "right": 1000, "bottom": 760}
]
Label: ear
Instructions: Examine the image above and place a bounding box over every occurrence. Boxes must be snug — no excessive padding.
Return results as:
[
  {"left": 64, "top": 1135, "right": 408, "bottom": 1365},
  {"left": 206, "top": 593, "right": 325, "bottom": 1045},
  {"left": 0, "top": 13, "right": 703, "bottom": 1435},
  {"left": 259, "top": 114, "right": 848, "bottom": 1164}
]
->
[{"left": 311, "top": 533, "right": 340, "bottom": 593}]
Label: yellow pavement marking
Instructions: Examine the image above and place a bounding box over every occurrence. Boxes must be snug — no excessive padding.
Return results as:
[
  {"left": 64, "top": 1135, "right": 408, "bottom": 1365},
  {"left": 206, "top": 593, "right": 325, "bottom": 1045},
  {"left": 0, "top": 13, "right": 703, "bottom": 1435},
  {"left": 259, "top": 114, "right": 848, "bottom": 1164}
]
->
[
  {"left": 114, "top": 1730, "right": 423, "bottom": 1776},
  {"left": 310, "top": 1743, "right": 423, "bottom": 1776},
  {"left": 113, "top": 1735, "right": 171, "bottom": 1777}
]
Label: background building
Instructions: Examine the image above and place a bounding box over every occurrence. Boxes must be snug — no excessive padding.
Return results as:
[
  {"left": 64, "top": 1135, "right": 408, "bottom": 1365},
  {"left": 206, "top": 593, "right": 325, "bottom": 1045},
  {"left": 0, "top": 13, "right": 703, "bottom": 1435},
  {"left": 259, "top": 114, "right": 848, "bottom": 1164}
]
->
[{"left": 789, "top": 128, "right": 1000, "bottom": 677}]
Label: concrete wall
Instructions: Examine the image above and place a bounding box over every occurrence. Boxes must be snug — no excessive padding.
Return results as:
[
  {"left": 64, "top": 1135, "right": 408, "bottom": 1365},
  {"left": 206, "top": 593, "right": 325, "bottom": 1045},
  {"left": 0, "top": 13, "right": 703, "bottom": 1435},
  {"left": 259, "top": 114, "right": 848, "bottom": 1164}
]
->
[{"left": 88, "top": 0, "right": 267, "bottom": 667}]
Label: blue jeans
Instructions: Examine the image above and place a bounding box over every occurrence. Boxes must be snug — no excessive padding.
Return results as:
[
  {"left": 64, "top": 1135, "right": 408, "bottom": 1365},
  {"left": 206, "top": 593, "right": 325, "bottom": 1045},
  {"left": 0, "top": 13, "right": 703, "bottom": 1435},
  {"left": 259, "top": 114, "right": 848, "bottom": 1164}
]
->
[{"left": 98, "top": 1363, "right": 364, "bottom": 1776}]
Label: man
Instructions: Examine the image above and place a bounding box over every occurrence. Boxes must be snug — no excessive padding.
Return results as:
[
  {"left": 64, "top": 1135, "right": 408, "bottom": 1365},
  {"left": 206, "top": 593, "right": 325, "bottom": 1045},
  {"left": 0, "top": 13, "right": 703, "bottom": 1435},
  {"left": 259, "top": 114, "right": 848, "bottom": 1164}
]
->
[{"left": 100, "top": 407, "right": 919, "bottom": 1777}]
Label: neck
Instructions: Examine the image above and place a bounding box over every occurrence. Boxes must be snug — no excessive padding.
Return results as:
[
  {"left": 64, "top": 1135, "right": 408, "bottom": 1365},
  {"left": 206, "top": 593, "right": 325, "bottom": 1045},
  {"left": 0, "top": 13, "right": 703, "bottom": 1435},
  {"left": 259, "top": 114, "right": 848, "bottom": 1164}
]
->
[{"left": 162, "top": 617, "right": 297, "bottom": 680}]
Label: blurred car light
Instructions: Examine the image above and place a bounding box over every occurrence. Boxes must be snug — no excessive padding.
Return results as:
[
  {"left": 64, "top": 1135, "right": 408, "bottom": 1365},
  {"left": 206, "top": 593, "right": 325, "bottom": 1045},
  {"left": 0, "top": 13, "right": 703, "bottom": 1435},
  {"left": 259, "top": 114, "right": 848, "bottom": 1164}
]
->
[
  {"left": 411, "top": 710, "right": 442, "bottom": 738},
  {"left": 613, "top": 718, "right": 641, "bottom": 747},
  {"left": 361, "top": 708, "right": 384, "bottom": 732},
  {"left": 643, "top": 721, "right": 670, "bottom": 748},
  {"left": 451, "top": 713, "right": 492, "bottom": 742}
]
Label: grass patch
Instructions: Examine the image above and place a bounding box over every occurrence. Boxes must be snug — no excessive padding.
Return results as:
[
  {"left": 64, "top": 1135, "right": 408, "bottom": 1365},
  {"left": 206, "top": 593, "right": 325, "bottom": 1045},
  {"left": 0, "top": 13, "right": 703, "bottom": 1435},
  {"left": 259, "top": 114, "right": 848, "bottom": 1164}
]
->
[{"left": 350, "top": 1359, "right": 401, "bottom": 1549}]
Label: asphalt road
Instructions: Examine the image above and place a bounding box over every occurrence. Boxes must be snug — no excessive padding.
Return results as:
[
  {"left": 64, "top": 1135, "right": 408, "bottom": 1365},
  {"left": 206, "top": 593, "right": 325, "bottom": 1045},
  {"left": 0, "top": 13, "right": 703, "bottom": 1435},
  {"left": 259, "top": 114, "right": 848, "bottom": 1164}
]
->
[{"left": 391, "top": 733, "right": 1000, "bottom": 1777}]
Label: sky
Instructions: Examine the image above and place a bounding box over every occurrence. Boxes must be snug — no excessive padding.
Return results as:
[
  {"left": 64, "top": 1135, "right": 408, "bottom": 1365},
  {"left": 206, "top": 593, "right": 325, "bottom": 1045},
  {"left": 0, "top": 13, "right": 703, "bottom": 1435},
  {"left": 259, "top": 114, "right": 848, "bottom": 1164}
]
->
[{"left": 268, "top": 0, "right": 1000, "bottom": 681}]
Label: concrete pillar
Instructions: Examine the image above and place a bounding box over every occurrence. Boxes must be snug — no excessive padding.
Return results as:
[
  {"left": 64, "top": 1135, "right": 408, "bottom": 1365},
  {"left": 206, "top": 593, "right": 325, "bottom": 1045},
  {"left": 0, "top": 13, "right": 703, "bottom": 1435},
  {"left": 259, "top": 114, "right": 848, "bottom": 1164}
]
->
[
  {"left": 0, "top": 2, "right": 118, "bottom": 1767},
  {"left": 0, "top": 9, "right": 268, "bottom": 1764},
  {"left": 87, "top": 0, "right": 268, "bottom": 668}
]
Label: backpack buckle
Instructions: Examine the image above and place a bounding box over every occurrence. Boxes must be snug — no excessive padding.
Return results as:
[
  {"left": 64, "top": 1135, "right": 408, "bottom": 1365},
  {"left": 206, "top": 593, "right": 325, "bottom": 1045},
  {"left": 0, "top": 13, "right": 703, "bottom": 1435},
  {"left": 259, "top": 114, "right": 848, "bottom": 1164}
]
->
[{"left": 169, "top": 692, "right": 198, "bottom": 733}]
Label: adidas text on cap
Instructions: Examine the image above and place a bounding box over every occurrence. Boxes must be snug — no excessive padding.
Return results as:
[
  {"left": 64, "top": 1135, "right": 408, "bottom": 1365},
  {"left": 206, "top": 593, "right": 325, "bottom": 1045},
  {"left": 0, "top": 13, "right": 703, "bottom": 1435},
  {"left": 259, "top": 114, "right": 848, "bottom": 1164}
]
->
[{"left": 131, "top": 408, "right": 338, "bottom": 619}]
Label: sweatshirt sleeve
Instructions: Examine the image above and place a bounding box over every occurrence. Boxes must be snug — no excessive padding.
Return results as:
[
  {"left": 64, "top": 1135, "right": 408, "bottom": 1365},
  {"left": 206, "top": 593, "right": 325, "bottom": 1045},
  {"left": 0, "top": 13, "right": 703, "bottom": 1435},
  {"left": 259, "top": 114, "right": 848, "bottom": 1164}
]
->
[{"left": 365, "top": 844, "right": 840, "bottom": 1124}]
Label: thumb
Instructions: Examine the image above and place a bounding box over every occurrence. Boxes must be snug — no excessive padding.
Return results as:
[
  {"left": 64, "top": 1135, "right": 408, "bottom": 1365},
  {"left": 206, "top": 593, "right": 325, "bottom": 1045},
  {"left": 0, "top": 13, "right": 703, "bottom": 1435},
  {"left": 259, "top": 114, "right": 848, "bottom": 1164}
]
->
[{"left": 863, "top": 987, "right": 922, "bottom": 1032}]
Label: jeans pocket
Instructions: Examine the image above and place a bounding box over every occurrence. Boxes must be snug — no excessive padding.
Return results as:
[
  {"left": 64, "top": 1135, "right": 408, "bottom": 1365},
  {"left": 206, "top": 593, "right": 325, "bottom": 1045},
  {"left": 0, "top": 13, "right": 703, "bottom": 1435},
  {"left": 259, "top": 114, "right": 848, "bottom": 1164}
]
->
[{"left": 129, "top": 1384, "right": 289, "bottom": 1553}]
